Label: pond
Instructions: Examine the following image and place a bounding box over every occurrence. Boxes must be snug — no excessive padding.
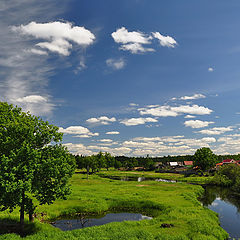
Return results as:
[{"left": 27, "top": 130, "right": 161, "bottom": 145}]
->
[
  {"left": 200, "top": 186, "right": 240, "bottom": 239},
  {"left": 52, "top": 212, "right": 152, "bottom": 231}
]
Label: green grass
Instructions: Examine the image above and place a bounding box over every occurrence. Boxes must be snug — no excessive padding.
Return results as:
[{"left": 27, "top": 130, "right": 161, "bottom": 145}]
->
[{"left": 0, "top": 173, "right": 227, "bottom": 240}]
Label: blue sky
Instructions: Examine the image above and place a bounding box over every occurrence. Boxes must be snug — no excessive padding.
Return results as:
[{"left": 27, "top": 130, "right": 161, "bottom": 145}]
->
[{"left": 1, "top": 0, "right": 240, "bottom": 156}]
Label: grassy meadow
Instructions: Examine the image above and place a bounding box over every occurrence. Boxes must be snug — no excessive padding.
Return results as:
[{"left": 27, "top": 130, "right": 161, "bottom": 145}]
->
[{"left": 0, "top": 172, "right": 227, "bottom": 240}]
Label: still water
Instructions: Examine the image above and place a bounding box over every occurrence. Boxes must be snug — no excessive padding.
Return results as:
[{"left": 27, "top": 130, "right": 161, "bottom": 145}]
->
[
  {"left": 101, "top": 175, "right": 176, "bottom": 183},
  {"left": 52, "top": 212, "right": 152, "bottom": 231},
  {"left": 200, "top": 186, "right": 240, "bottom": 239}
]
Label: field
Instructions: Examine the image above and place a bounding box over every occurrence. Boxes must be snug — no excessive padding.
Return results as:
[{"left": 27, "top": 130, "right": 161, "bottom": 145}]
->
[{"left": 0, "top": 173, "right": 228, "bottom": 240}]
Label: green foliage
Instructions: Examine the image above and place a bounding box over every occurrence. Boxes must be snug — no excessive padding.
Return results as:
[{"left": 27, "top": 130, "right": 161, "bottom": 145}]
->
[
  {"left": 193, "top": 148, "right": 217, "bottom": 171},
  {"left": 212, "top": 164, "right": 240, "bottom": 190},
  {"left": 0, "top": 102, "right": 75, "bottom": 223},
  {"left": 75, "top": 152, "right": 116, "bottom": 173}
]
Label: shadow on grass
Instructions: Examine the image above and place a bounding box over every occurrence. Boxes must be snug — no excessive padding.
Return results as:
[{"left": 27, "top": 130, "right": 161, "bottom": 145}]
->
[{"left": 0, "top": 218, "right": 40, "bottom": 237}]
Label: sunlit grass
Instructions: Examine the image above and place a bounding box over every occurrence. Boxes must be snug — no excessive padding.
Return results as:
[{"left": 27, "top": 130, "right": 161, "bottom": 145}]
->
[{"left": 0, "top": 173, "right": 227, "bottom": 240}]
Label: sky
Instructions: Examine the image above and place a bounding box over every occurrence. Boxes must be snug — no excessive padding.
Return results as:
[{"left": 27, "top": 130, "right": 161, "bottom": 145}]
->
[{"left": 1, "top": 0, "right": 240, "bottom": 157}]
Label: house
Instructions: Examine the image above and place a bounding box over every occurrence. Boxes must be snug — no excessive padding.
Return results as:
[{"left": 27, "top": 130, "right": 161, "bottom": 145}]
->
[
  {"left": 215, "top": 159, "right": 238, "bottom": 168},
  {"left": 177, "top": 162, "right": 184, "bottom": 167},
  {"left": 222, "top": 159, "right": 236, "bottom": 164},
  {"left": 169, "top": 162, "right": 178, "bottom": 167},
  {"left": 184, "top": 161, "right": 193, "bottom": 166}
]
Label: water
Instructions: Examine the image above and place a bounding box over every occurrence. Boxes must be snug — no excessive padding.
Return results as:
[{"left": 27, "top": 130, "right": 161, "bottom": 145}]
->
[
  {"left": 52, "top": 212, "right": 152, "bottom": 231},
  {"left": 100, "top": 175, "right": 176, "bottom": 183},
  {"left": 200, "top": 186, "right": 240, "bottom": 239}
]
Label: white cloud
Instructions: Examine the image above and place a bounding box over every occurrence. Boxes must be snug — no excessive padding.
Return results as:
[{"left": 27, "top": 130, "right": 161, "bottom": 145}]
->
[
  {"left": 106, "top": 58, "right": 125, "bottom": 70},
  {"left": 171, "top": 105, "right": 213, "bottom": 115},
  {"left": 86, "top": 116, "right": 116, "bottom": 125},
  {"left": 112, "top": 27, "right": 151, "bottom": 45},
  {"left": 139, "top": 104, "right": 212, "bottom": 117},
  {"left": 63, "top": 143, "right": 94, "bottom": 155},
  {"left": 184, "top": 115, "right": 196, "bottom": 119},
  {"left": 13, "top": 21, "right": 95, "bottom": 56},
  {"left": 139, "top": 105, "right": 178, "bottom": 117},
  {"left": 14, "top": 95, "right": 54, "bottom": 116},
  {"left": 152, "top": 32, "right": 177, "bottom": 48},
  {"left": 106, "top": 131, "right": 120, "bottom": 135},
  {"left": 198, "top": 127, "right": 233, "bottom": 135},
  {"left": 120, "top": 117, "right": 158, "bottom": 126},
  {"left": 180, "top": 94, "right": 206, "bottom": 100},
  {"left": 129, "top": 103, "right": 138, "bottom": 107},
  {"left": 119, "top": 43, "right": 154, "bottom": 54},
  {"left": 16, "top": 95, "right": 47, "bottom": 103},
  {"left": 29, "top": 48, "right": 48, "bottom": 55},
  {"left": 208, "top": 67, "right": 214, "bottom": 72},
  {"left": 111, "top": 27, "right": 176, "bottom": 54},
  {"left": 184, "top": 120, "right": 214, "bottom": 129},
  {"left": 59, "top": 126, "right": 98, "bottom": 138},
  {"left": 99, "top": 139, "right": 113, "bottom": 143}
]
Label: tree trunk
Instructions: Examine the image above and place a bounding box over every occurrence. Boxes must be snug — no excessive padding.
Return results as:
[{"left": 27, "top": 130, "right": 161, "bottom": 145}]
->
[
  {"left": 20, "top": 190, "right": 25, "bottom": 227},
  {"left": 29, "top": 213, "right": 34, "bottom": 222},
  {"left": 87, "top": 166, "right": 89, "bottom": 180}
]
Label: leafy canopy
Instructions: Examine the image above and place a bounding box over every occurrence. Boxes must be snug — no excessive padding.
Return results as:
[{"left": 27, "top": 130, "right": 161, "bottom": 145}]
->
[
  {"left": 0, "top": 102, "right": 75, "bottom": 223},
  {"left": 193, "top": 147, "right": 217, "bottom": 171}
]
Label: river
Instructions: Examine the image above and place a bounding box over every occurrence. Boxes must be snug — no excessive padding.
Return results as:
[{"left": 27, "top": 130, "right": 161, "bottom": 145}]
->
[{"left": 200, "top": 186, "right": 240, "bottom": 240}]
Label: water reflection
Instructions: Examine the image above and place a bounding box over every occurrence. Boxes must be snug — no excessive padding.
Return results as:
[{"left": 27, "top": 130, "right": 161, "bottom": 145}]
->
[
  {"left": 200, "top": 186, "right": 240, "bottom": 239},
  {"left": 100, "top": 175, "right": 176, "bottom": 183},
  {"left": 52, "top": 212, "right": 152, "bottom": 231}
]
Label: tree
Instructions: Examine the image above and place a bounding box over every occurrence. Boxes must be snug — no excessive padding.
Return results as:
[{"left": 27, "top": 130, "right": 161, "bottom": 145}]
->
[
  {"left": 104, "top": 152, "right": 115, "bottom": 170},
  {"left": 193, "top": 147, "right": 217, "bottom": 171},
  {"left": 0, "top": 102, "right": 75, "bottom": 225}
]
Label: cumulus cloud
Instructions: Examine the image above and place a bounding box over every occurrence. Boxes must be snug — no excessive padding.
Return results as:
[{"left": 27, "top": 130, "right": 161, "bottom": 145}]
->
[
  {"left": 63, "top": 143, "right": 94, "bottom": 155},
  {"left": 86, "top": 116, "right": 116, "bottom": 125},
  {"left": 208, "top": 67, "right": 214, "bottom": 72},
  {"left": 106, "top": 131, "right": 120, "bottom": 135},
  {"left": 99, "top": 139, "right": 113, "bottom": 143},
  {"left": 129, "top": 103, "right": 138, "bottom": 106},
  {"left": 15, "top": 95, "right": 54, "bottom": 116},
  {"left": 106, "top": 58, "right": 125, "bottom": 70},
  {"left": 29, "top": 48, "right": 48, "bottom": 55},
  {"left": 184, "top": 120, "right": 214, "bottom": 129},
  {"left": 180, "top": 93, "right": 206, "bottom": 100},
  {"left": 111, "top": 27, "right": 176, "bottom": 54},
  {"left": 59, "top": 126, "right": 99, "bottom": 138},
  {"left": 198, "top": 127, "right": 233, "bottom": 135},
  {"left": 16, "top": 95, "right": 47, "bottom": 103},
  {"left": 13, "top": 21, "right": 95, "bottom": 56},
  {"left": 184, "top": 115, "right": 196, "bottom": 119},
  {"left": 119, "top": 43, "right": 154, "bottom": 54},
  {"left": 139, "top": 104, "right": 212, "bottom": 117},
  {"left": 120, "top": 117, "right": 158, "bottom": 126},
  {"left": 152, "top": 32, "right": 177, "bottom": 48},
  {"left": 139, "top": 105, "right": 178, "bottom": 117}
]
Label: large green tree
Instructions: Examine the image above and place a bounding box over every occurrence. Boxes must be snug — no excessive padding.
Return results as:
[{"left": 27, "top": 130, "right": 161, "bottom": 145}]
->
[
  {"left": 0, "top": 102, "right": 75, "bottom": 224},
  {"left": 193, "top": 147, "right": 217, "bottom": 171}
]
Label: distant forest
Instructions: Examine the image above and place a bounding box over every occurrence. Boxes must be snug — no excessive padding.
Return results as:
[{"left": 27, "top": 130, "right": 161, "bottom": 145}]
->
[
  {"left": 74, "top": 152, "right": 240, "bottom": 172},
  {"left": 115, "top": 154, "right": 240, "bottom": 164}
]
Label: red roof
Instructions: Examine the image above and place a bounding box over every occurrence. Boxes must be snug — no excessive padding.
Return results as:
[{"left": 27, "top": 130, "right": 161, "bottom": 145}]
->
[
  {"left": 222, "top": 159, "right": 236, "bottom": 163},
  {"left": 184, "top": 161, "right": 193, "bottom": 166}
]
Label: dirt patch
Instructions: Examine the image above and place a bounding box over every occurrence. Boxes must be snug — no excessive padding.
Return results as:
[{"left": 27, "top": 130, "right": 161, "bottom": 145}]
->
[{"left": 136, "top": 185, "right": 149, "bottom": 187}]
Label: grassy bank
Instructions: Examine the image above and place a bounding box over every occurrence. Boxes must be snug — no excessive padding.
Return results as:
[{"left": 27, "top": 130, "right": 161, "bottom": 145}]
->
[{"left": 0, "top": 173, "right": 227, "bottom": 240}]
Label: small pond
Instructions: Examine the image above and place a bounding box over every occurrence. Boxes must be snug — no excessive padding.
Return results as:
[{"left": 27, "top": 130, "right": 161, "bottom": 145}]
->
[
  {"left": 52, "top": 212, "right": 152, "bottom": 231},
  {"left": 200, "top": 186, "right": 240, "bottom": 239}
]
